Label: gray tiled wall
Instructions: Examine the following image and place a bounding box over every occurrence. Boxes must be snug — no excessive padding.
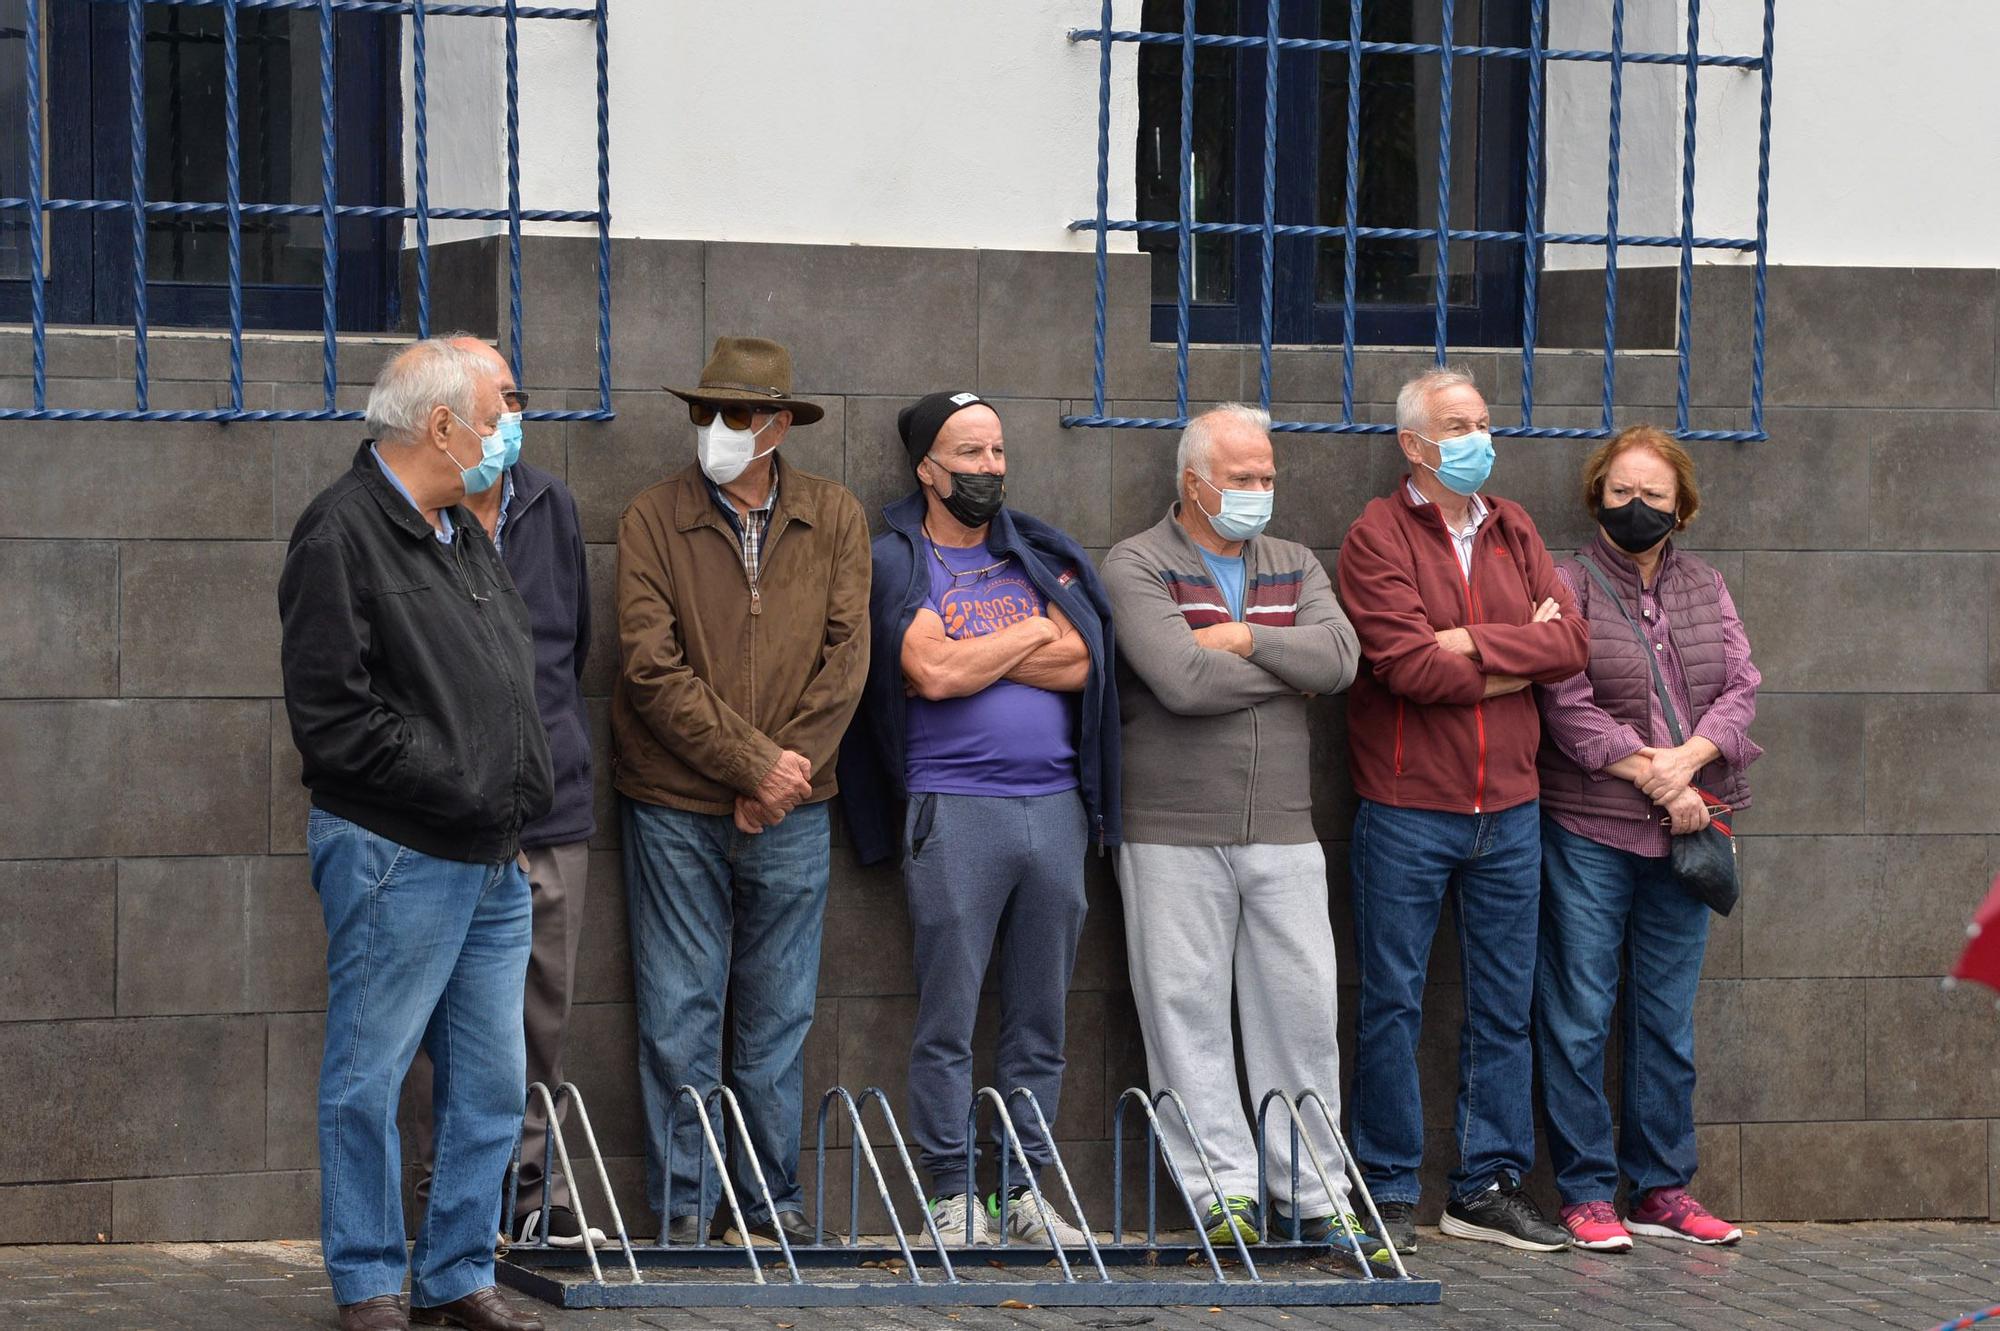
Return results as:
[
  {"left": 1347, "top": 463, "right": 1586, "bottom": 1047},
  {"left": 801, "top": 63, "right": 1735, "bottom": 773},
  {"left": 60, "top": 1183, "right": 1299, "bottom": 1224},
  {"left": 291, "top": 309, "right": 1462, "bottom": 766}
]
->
[{"left": 2, "top": 240, "right": 1997, "bottom": 1241}]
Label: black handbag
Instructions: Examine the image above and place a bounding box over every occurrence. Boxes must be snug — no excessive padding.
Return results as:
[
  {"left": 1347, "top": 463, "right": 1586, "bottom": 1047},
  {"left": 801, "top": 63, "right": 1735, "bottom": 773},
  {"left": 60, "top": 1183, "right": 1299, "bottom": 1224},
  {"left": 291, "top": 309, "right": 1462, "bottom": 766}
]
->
[{"left": 1574, "top": 555, "right": 1741, "bottom": 916}]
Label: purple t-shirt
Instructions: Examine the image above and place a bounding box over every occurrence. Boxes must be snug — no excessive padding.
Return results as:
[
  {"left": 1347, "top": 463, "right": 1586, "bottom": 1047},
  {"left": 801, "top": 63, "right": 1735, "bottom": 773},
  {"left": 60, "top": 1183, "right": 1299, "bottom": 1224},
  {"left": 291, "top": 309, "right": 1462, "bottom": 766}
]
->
[{"left": 905, "top": 539, "right": 1079, "bottom": 797}]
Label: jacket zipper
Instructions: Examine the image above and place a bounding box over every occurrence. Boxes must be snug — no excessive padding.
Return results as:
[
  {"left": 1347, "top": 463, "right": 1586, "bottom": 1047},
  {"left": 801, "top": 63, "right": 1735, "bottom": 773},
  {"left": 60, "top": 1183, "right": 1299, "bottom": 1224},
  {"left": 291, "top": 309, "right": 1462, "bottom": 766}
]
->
[
  {"left": 448, "top": 535, "right": 526, "bottom": 842},
  {"left": 1244, "top": 706, "right": 1259, "bottom": 843},
  {"left": 1452, "top": 517, "right": 1487, "bottom": 815}
]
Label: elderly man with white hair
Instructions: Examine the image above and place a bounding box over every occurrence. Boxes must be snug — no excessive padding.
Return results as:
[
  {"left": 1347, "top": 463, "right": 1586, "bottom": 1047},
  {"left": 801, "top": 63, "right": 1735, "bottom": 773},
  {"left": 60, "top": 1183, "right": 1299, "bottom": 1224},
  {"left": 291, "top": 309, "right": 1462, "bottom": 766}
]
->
[
  {"left": 1101, "top": 403, "right": 1378, "bottom": 1259},
  {"left": 279, "top": 337, "right": 552, "bottom": 1331},
  {"left": 1336, "top": 367, "right": 1586, "bottom": 1257}
]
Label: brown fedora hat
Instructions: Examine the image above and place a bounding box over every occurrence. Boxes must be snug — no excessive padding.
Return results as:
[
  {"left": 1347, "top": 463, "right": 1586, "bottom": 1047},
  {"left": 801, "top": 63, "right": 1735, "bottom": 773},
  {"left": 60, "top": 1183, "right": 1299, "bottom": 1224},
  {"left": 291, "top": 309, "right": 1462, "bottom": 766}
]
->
[{"left": 666, "top": 335, "right": 824, "bottom": 426}]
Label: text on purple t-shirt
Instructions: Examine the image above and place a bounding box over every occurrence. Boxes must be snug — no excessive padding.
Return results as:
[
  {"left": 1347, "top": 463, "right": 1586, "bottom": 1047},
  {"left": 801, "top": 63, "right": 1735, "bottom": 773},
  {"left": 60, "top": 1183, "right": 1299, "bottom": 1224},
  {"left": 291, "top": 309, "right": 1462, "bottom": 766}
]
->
[{"left": 904, "top": 539, "right": 1079, "bottom": 797}]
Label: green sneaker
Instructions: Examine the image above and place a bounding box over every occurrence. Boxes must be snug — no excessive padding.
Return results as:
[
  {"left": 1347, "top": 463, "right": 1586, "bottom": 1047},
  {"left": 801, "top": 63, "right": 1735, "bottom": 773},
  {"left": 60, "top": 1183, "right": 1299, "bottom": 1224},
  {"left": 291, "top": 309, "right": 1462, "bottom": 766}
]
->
[
  {"left": 1204, "top": 1195, "right": 1263, "bottom": 1246},
  {"left": 1272, "top": 1208, "right": 1393, "bottom": 1263}
]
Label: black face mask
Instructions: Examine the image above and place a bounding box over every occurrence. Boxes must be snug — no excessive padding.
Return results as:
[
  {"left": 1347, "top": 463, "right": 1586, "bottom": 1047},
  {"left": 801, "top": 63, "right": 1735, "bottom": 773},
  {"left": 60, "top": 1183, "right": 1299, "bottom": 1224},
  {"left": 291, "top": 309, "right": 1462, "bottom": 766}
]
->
[
  {"left": 931, "top": 467, "right": 1005, "bottom": 529},
  {"left": 1598, "top": 496, "right": 1678, "bottom": 554}
]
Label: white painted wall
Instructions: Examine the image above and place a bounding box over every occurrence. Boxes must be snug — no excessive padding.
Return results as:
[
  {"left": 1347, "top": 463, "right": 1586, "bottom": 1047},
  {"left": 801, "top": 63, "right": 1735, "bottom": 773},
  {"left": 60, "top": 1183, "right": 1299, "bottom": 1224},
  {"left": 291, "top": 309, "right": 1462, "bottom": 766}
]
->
[
  {"left": 407, "top": 0, "right": 1140, "bottom": 253},
  {"left": 398, "top": 11, "right": 506, "bottom": 247},
  {"left": 404, "top": 0, "right": 2000, "bottom": 268}
]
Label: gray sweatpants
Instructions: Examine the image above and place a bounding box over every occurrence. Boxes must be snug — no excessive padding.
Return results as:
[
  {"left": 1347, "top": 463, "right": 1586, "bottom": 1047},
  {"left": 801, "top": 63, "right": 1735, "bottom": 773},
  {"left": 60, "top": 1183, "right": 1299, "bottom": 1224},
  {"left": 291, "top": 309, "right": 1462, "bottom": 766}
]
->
[
  {"left": 1115, "top": 840, "right": 1352, "bottom": 1217},
  {"left": 905, "top": 790, "right": 1088, "bottom": 1197}
]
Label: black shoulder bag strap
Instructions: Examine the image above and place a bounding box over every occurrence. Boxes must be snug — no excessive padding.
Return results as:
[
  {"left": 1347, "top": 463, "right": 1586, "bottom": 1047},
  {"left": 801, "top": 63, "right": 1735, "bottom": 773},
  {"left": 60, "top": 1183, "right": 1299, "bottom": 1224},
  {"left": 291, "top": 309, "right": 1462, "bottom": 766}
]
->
[{"left": 1574, "top": 553, "right": 1686, "bottom": 748}]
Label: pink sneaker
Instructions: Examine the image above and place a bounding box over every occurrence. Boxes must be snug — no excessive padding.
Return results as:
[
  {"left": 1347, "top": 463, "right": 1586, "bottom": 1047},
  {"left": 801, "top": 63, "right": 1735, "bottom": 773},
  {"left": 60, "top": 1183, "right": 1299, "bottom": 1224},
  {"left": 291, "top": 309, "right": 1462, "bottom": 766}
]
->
[
  {"left": 1626, "top": 1188, "right": 1742, "bottom": 1245},
  {"left": 1559, "top": 1201, "right": 1634, "bottom": 1252}
]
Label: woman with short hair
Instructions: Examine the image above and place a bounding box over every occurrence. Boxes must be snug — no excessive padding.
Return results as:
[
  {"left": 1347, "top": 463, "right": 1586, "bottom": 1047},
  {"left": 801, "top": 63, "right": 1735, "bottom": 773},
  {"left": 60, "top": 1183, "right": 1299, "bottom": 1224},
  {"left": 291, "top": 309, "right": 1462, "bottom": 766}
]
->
[{"left": 1533, "top": 425, "right": 1761, "bottom": 1251}]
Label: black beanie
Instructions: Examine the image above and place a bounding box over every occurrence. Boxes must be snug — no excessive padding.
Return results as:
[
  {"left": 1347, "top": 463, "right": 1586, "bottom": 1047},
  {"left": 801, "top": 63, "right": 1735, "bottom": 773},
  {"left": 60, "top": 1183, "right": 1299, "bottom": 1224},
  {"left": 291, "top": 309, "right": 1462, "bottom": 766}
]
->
[{"left": 897, "top": 390, "right": 990, "bottom": 471}]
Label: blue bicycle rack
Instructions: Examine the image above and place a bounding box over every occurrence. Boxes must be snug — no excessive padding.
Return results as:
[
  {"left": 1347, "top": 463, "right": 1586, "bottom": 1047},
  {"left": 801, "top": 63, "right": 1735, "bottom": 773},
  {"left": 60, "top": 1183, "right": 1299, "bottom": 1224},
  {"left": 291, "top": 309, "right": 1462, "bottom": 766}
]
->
[{"left": 495, "top": 1080, "right": 1443, "bottom": 1309}]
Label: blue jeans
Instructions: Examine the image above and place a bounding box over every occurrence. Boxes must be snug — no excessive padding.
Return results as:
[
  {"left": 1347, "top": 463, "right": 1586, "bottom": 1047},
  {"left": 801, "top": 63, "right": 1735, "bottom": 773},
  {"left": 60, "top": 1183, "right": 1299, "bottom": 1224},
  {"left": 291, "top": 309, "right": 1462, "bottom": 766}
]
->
[
  {"left": 307, "top": 808, "right": 531, "bottom": 1308},
  {"left": 623, "top": 797, "right": 829, "bottom": 1226},
  {"left": 1534, "top": 815, "right": 1710, "bottom": 1205},
  {"left": 1349, "top": 797, "right": 1541, "bottom": 1204}
]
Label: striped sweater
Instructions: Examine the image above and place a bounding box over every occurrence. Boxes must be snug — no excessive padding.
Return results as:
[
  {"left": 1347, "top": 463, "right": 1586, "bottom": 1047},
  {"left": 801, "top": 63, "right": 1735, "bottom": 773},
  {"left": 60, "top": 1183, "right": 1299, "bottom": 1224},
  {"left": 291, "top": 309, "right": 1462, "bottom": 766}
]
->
[{"left": 1102, "top": 508, "right": 1360, "bottom": 846}]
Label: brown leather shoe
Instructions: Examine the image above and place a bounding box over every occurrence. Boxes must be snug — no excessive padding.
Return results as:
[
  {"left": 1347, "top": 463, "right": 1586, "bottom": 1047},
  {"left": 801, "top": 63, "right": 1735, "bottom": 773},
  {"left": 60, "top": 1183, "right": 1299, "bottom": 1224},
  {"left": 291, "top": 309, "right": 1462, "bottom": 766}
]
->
[
  {"left": 337, "top": 1293, "right": 410, "bottom": 1331},
  {"left": 410, "top": 1285, "right": 544, "bottom": 1331}
]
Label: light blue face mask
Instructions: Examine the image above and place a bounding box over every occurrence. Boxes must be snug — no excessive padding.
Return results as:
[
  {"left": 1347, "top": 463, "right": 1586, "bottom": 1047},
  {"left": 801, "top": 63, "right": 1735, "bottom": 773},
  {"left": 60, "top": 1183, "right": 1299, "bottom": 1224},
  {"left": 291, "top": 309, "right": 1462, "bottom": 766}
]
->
[
  {"left": 447, "top": 409, "right": 508, "bottom": 495},
  {"left": 496, "top": 411, "right": 524, "bottom": 469},
  {"left": 1416, "top": 429, "right": 1495, "bottom": 497},
  {"left": 1195, "top": 471, "right": 1274, "bottom": 542}
]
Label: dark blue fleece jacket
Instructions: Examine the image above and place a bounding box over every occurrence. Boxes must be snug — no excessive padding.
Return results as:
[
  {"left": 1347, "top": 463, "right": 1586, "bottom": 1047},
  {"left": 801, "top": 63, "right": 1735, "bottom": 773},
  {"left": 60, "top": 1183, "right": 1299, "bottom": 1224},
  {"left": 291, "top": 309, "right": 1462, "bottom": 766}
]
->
[{"left": 837, "top": 490, "right": 1121, "bottom": 866}]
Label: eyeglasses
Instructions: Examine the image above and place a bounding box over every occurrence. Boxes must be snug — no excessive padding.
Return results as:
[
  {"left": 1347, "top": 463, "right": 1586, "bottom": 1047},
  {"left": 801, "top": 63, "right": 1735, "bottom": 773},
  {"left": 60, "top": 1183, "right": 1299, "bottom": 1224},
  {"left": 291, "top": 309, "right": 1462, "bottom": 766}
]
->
[
  {"left": 503, "top": 389, "right": 530, "bottom": 413},
  {"left": 688, "top": 402, "right": 767, "bottom": 430}
]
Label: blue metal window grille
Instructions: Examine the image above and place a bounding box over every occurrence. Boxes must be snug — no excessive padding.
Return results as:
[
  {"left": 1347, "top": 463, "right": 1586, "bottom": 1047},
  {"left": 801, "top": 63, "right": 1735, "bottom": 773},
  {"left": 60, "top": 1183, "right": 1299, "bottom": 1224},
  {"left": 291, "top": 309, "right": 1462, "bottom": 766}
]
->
[
  {"left": 1065, "top": 0, "right": 1776, "bottom": 442},
  {"left": 0, "top": 0, "right": 612, "bottom": 423}
]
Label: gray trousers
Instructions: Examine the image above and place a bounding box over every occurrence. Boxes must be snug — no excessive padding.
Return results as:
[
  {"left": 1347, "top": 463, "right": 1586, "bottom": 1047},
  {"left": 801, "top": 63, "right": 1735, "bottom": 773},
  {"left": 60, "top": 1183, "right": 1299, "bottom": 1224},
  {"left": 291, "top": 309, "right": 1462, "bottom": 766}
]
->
[
  {"left": 905, "top": 790, "right": 1088, "bottom": 1197},
  {"left": 1115, "top": 840, "right": 1352, "bottom": 1216},
  {"left": 409, "top": 840, "right": 590, "bottom": 1220}
]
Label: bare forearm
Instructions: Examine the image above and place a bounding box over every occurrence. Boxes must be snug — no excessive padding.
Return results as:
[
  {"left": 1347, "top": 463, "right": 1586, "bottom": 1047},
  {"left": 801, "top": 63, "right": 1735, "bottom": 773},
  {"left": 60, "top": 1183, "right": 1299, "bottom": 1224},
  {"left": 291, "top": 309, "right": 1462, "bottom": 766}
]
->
[
  {"left": 1679, "top": 736, "right": 1722, "bottom": 768},
  {"left": 1007, "top": 633, "right": 1088, "bottom": 692},
  {"left": 905, "top": 619, "right": 1052, "bottom": 700},
  {"left": 1602, "top": 751, "right": 1650, "bottom": 783}
]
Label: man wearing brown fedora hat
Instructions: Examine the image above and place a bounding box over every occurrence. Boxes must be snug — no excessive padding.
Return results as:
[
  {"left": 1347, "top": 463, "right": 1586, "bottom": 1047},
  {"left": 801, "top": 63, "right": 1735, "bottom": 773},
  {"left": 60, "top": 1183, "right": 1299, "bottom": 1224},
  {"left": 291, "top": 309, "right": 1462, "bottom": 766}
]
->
[{"left": 613, "top": 335, "right": 871, "bottom": 1247}]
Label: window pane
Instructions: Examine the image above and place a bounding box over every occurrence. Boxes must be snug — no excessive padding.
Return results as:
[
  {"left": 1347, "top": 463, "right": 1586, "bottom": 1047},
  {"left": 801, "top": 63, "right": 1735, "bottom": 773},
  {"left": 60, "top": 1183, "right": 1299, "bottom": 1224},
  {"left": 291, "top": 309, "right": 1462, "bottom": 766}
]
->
[
  {"left": 0, "top": 0, "right": 32, "bottom": 280},
  {"left": 143, "top": 7, "right": 323, "bottom": 287},
  {"left": 1314, "top": 0, "right": 1480, "bottom": 307},
  {"left": 1135, "top": 0, "right": 1236, "bottom": 306}
]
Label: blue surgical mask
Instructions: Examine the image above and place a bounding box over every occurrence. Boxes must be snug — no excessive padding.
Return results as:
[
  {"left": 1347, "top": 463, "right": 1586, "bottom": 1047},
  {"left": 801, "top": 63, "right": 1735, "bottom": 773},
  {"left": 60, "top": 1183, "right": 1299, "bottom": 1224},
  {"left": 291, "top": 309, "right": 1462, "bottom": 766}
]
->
[
  {"left": 496, "top": 411, "right": 524, "bottom": 469},
  {"left": 1194, "top": 472, "right": 1274, "bottom": 542},
  {"left": 1416, "top": 429, "right": 1495, "bottom": 497},
  {"left": 446, "top": 409, "right": 508, "bottom": 495}
]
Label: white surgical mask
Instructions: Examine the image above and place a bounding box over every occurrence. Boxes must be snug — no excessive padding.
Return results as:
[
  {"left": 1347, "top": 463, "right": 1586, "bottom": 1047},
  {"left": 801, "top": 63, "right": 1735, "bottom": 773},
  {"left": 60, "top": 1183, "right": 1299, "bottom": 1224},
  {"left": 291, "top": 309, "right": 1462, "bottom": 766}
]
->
[{"left": 697, "top": 413, "right": 780, "bottom": 485}]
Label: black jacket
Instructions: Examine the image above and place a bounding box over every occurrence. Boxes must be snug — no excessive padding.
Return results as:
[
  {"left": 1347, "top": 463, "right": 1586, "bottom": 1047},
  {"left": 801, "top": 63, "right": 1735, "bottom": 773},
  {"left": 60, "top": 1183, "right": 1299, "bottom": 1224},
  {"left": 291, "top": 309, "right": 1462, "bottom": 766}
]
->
[
  {"left": 497, "top": 463, "right": 594, "bottom": 848},
  {"left": 278, "top": 442, "right": 554, "bottom": 864}
]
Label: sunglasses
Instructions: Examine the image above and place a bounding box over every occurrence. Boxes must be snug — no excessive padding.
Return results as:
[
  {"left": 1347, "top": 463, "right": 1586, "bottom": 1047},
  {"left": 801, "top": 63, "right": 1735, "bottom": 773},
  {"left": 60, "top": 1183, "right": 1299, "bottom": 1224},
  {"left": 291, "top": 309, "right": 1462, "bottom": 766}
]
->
[
  {"left": 687, "top": 401, "right": 769, "bottom": 430},
  {"left": 503, "top": 389, "right": 530, "bottom": 413}
]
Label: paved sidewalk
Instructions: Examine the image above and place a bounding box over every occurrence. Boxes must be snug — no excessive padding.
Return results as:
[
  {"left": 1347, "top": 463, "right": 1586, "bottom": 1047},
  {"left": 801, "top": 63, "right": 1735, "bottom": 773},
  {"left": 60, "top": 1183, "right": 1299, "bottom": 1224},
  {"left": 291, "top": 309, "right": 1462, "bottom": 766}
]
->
[{"left": 3, "top": 1223, "right": 1996, "bottom": 1329}]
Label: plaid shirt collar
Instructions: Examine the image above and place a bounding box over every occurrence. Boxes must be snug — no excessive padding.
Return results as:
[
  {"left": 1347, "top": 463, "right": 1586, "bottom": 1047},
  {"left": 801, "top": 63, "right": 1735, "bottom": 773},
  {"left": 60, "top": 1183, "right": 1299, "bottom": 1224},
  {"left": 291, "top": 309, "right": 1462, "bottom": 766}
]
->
[{"left": 705, "top": 463, "right": 781, "bottom": 579}]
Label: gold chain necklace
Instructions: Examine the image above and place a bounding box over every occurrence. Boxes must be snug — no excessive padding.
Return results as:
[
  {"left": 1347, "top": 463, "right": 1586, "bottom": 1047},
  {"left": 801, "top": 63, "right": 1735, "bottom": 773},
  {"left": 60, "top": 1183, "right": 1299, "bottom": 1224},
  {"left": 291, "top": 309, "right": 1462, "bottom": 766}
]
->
[{"left": 924, "top": 524, "right": 1008, "bottom": 583}]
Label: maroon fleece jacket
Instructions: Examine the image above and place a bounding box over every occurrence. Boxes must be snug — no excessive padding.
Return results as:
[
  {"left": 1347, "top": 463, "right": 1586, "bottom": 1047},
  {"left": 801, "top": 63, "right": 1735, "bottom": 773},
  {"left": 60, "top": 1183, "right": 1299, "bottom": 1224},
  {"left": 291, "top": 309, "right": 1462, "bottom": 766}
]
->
[{"left": 1337, "top": 482, "right": 1588, "bottom": 815}]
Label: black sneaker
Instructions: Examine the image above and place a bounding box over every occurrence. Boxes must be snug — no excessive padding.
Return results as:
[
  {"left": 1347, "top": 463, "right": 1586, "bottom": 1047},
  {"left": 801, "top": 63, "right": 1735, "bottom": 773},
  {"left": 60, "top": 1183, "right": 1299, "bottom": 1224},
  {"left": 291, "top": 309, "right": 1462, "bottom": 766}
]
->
[
  {"left": 514, "top": 1204, "right": 607, "bottom": 1249},
  {"left": 1372, "top": 1200, "right": 1418, "bottom": 1253},
  {"left": 1439, "top": 1174, "right": 1570, "bottom": 1251}
]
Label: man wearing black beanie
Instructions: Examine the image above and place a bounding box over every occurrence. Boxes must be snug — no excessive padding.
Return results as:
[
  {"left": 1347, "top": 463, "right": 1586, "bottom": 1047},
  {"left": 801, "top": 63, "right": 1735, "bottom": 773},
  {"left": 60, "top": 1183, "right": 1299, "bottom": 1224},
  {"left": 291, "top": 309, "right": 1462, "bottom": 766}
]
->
[{"left": 838, "top": 391, "right": 1123, "bottom": 1250}]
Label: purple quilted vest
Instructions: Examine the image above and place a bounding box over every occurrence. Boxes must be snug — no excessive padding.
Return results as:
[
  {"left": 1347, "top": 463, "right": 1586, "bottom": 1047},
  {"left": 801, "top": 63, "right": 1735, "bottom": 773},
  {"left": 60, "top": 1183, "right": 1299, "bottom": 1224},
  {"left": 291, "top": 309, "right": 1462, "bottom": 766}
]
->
[{"left": 1537, "top": 535, "right": 1751, "bottom": 823}]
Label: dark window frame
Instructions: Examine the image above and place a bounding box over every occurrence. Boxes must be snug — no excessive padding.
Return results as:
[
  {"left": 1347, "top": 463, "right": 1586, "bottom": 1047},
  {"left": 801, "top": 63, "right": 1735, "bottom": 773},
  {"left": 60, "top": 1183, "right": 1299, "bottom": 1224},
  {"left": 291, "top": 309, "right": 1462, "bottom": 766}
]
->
[
  {"left": 0, "top": 4, "right": 400, "bottom": 332},
  {"left": 1140, "top": 0, "right": 1533, "bottom": 349}
]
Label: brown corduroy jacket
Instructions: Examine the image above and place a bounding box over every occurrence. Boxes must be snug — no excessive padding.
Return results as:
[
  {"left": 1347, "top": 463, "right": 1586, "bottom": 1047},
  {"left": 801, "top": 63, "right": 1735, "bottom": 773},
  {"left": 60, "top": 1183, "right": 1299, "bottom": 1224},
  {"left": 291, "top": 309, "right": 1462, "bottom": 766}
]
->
[{"left": 611, "top": 458, "right": 871, "bottom": 815}]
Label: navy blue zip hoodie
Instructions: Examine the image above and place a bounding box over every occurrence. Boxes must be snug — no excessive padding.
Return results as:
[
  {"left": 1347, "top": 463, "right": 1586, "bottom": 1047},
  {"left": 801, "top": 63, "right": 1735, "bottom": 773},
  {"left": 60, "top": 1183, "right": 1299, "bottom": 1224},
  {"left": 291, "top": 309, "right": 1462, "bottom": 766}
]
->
[
  {"left": 496, "top": 462, "right": 595, "bottom": 848},
  {"left": 837, "top": 490, "right": 1122, "bottom": 867}
]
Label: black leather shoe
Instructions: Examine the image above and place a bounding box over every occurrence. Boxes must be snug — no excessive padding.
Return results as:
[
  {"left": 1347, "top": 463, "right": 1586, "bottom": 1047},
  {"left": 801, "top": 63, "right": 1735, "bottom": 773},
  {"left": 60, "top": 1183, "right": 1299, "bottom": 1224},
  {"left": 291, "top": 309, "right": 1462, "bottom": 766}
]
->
[
  {"left": 1440, "top": 1174, "right": 1569, "bottom": 1251},
  {"left": 1373, "top": 1199, "right": 1419, "bottom": 1253},
  {"left": 338, "top": 1294, "right": 409, "bottom": 1331},
  {"left": 410, "top": 1284, "right": 544, "bottom": 1330},
  {"left": 661, "top": 1214, "right": 706, "bottom": 1245},
  {"left": 721, "top": 1208, "right": 841, "bottom": 1247}
]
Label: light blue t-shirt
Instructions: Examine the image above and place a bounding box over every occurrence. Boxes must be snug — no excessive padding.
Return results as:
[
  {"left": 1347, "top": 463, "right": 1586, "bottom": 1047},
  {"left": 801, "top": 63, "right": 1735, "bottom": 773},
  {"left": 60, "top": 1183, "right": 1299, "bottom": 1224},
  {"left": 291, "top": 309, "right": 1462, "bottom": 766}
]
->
[{"left": 1198, "top": 549, "right": 1245, "bottom": 620}]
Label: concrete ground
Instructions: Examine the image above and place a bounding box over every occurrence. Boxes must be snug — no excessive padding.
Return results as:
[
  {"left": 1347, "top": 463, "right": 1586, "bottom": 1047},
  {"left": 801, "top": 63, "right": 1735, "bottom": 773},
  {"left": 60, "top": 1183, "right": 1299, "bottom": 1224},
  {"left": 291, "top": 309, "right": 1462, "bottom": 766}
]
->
[{"left": 2, "top": 1223, "right": 1997, "bottom": 1330}]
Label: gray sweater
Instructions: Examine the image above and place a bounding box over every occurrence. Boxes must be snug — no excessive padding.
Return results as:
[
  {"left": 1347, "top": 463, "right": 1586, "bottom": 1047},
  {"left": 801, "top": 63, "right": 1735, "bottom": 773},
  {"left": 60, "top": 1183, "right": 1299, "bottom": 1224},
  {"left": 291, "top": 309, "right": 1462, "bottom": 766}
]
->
[{"left": 1103, "top": 509, "right": 1360, "bottom": 846}]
